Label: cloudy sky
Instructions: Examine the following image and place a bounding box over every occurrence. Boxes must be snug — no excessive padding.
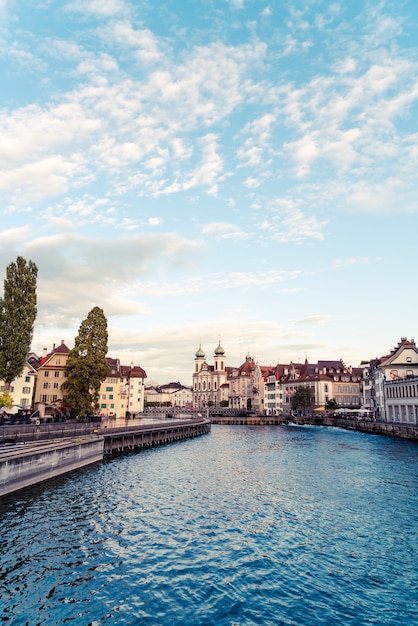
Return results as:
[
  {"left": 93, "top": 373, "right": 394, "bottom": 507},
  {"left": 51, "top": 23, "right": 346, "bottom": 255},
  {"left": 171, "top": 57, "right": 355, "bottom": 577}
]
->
[{"left": 1, "top": 0, "right": 417, "bottom": 384}]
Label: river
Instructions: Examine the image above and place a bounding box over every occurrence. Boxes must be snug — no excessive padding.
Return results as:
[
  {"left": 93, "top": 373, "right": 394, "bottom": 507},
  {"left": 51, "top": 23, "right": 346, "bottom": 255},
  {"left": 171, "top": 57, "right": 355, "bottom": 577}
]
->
[{"left": 0, "top": 424, "right": 417, "bottom": 625}]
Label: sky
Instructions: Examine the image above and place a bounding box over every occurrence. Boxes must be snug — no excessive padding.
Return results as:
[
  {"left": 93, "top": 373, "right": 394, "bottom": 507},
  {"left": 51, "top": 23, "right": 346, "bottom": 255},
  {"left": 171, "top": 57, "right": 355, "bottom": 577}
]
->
[{"left": 1, "top": 0, "right": 417, "bottom": 385}]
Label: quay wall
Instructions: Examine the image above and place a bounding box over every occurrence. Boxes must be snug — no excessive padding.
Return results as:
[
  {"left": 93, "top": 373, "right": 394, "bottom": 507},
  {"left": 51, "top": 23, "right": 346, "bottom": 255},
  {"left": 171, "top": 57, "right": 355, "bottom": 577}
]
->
[
  {"left": 323, "top": 417, "right": 418, "bottom": 440},
  {"left": 210, "top": 415, "right": 285, "bottom": 425},
  {"left": 103, "top": 418, "right": 211, "bottom": 456},
  {"left": 0, "top": 436, "right": 104, "bottom": 497},
  {"left": 209, "top": 412, "right": 418, "bottom": 440},
  {"left": 293, "top": 416, "right": 418, "bottom": 440},
  {"left": 0, "top": 417, "right": 211, "bottom": 497}
]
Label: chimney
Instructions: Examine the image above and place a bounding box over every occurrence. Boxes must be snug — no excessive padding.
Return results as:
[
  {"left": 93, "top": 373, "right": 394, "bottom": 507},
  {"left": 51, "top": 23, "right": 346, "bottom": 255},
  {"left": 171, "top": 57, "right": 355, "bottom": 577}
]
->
[{"left": 43, "top": 348, "right": 47, "bottom": 357}]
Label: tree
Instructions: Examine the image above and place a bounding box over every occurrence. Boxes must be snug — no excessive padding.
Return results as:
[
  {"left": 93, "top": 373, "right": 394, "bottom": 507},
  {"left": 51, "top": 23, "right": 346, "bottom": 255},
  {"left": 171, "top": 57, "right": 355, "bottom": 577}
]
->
[
  {"left": 62, "top": 307, "right": 109, "bottom": 415},
  {"left": 0, "top": 392, "right": 13, "bottom": 409},
  {"left": 291, "top": 385, "right": 315, "bottom": 415},
  {"left": 325, "top": 398, "right": 339, "bottom": 411},
  {"left": 0, "top": 257, "right": 38, "bottom": 391}
]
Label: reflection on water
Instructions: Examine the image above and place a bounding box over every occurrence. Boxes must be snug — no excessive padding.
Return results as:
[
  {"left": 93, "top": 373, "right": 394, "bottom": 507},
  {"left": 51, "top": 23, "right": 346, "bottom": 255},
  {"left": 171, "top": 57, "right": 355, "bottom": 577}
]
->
[{"left": 1, "top": 425, "right": 417, "bottom": 625}]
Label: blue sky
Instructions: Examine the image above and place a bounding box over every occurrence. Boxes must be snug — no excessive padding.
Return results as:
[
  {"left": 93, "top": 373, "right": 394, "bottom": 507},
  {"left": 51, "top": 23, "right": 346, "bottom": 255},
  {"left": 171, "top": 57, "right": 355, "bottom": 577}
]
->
[{"left": 1, "top": 0, "right": 417, "bottom": 384}]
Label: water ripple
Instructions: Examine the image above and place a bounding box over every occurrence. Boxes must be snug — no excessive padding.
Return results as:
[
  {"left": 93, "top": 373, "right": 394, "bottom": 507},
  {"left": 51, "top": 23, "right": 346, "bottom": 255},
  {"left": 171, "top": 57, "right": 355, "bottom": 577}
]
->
[{"left": 1, "top": 426, "right": 417, "bottom": 625}]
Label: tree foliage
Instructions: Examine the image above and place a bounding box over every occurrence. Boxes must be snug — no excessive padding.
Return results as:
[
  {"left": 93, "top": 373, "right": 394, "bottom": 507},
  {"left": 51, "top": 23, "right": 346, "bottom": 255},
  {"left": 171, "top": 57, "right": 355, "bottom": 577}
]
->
[
  {"left": 325, "top": 398, "right": 339, "bottom": 411},
  {"left": 0, "top": 392, "right": 13, "bottom": 409},
  {"left": 291, "top": 385, "right": 315, "bottom": 414},
  {"left": 62, "top": 307, "right": 109, "bottom": 415},
  {"left": 0, "top": 257, "right": 38, "bottom": 390}
]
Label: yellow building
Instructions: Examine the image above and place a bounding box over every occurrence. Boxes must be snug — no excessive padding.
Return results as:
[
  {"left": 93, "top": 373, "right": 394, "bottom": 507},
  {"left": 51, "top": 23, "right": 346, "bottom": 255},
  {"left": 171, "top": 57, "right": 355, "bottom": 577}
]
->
[{"left": 33, "top": 341, "right": 70, "bottom": 416}]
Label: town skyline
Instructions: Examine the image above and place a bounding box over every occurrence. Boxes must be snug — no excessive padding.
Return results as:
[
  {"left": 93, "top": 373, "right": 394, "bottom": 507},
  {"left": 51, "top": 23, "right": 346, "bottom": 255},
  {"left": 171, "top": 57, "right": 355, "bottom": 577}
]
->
[{"left": 1, "top": 0, "right": 418, "bottom": 384}]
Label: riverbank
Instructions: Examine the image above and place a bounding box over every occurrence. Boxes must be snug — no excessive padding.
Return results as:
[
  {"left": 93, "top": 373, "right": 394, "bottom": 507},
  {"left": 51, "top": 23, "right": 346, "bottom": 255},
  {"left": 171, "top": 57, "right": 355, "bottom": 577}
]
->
[
  {"left": 208, "top": 411, "right": 418, "bottom": 440},
  {"left": 287, "top": 415, "right": 418, "bottom": 440},
  {"left": 0, "top": 417, "right": 211, "bottom": 497}
]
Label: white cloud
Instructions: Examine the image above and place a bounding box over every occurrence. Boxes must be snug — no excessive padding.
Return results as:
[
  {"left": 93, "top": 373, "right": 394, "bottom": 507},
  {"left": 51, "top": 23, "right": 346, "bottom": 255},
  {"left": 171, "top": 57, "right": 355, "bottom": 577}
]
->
[
  {"left": 295, "top": 316, "right": 331, "bottom": 326},
  {"left": 102, "top": 22, "right": 161, "bottom": 63},
  {"left": 64, "top": 0, "right": 128, "bottom": 17},
  {"left": 201, "top": 221, "right": 247, "bottom": 240}
]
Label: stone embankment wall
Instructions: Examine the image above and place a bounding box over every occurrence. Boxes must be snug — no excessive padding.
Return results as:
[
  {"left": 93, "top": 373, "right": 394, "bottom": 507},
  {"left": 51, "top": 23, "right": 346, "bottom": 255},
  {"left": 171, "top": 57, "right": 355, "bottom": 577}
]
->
[
  {"left": 0, "top": 436, "right": 104, "bottom": 497},
  {"left": 322, "top": 417, "right": 418, "bottom": 440},
  {"left": 103, "top": 418, "right": 211, "bottom": 455},
  {"left": 0, "top": 417, "right": 211, "bottom": 497},
  {"left": 209, "top": 412, "right": 418, "bottom": 440}
]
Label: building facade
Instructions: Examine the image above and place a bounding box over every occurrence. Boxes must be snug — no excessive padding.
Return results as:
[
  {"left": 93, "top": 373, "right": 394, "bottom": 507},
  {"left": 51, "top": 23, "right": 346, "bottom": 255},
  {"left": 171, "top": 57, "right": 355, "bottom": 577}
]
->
[
  {"left": 370, "top": 338, "right": 418, "bottom": 422},
  {"left": 33, "top": 341, "right": 70, "bottom": 415},
  {"left": 0, "top": 361, "right": 37, "bottom": 409},
  {"left": 99, "top": 358, "right": 147, "bottom": 417},
  {"left": 192, "top": 344, "right": 229, "bottom": 409},
  {"left": 145, "top": 382, "right": 192, "bottom": 407}
]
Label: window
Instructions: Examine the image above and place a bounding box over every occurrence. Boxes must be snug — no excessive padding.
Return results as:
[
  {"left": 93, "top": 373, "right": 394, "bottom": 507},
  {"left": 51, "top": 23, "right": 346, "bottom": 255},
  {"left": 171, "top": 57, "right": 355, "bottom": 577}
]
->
[
  {"left": 101, "top": 403, "right": 107, "bottom": 409},
  {"left": 55, "top": 371, "right": 60, "bottom": 378},
  {"left": 406, "top": 356, "right": 412, "bottom": 363},
  {"left": 51, "top": 395, "right": 57, "bottom": 402},
  {"left": 55, "top": 359, "right": 60, "bottom": 365},
  {"left": 43, "top": 382, "right": 50, "bottom": 389},
  {"left": 53, "top": 382, "right": 59, "bottom": 389},
  {"left": 109, "top": 394, "right": 113, "bottom": 400},
  {"left": 22, "top": 387, "right": 31, "bottom": 394},
  {"left": 44, "top": 371, "right": 49, "bottom": 377},
  {"left": 25, "top": 376, "right": 30, "bottom": 382},
  {"left": 40, "top": 394, "right": 47, "bottom": 403},
  {"left": 106, "top": 387, "right": 113, "bottom": 392}
]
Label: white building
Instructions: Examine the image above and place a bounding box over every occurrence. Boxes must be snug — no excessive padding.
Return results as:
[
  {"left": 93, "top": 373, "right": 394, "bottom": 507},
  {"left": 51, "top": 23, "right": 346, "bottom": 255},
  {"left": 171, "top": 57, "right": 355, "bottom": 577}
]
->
[
  {"left": 193, "top": 343, "right": 229, "bottom": 409},
  {"left": 145, "top": 382, "right": 192, "bottom": 407},
  {"left": 0, "top": 360, "right": 37, "bottom": 409},
  {"left": 372, "top": 338, "right": 418, "bottom": 422}
]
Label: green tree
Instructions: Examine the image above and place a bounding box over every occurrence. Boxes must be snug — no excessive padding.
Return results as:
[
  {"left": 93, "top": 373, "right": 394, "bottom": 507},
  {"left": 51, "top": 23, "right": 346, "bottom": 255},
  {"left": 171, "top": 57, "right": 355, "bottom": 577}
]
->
[
  {"left": 0, "top": 392, "right": 13, "bottom": 409},
  {"left": 325, "top": 398, "right": 339, "bottom": 411},
  {"left": 291, "top": 385, "right": 315, "bottom": 415},
  {"left": 62, "top": 307, "right": 109, "bottom": 415},
  {"left": 0, "top": 257, "right": 38, "bottom": 391}
]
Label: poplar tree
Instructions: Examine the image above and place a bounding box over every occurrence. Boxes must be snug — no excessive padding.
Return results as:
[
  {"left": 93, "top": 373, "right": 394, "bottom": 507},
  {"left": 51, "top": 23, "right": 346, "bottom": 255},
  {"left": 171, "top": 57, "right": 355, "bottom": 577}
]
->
[
  {"left": 0, "top": 256, "right": 38, "bottom": 391},
  {"left": 63, "top": 306, "right": 109, "bottom": 415}
]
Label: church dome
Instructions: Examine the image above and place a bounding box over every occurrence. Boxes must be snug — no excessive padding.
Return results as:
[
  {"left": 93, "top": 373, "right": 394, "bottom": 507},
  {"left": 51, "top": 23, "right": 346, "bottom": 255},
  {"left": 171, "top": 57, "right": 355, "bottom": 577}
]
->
[
  {"left": 195, "top": 345, "right": 205, "bottom": 358},
  {"left": 214, "top": 342, "right": 225, "bottom": 356}
]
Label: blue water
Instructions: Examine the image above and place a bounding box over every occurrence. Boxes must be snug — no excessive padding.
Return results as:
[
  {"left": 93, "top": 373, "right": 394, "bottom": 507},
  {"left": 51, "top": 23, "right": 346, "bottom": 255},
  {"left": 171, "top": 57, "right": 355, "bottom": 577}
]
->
[{"left": 1, "top": 425, "right": 417, "bottom": 625}]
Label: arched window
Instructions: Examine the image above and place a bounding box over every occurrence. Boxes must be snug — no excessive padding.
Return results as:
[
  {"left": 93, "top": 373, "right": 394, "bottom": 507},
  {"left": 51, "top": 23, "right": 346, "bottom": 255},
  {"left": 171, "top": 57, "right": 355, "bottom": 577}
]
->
[
  {"left": 221, "top": 361, "right": 224, "bottom": 370},
  {"left": 203, "top": 381, "right": 206, "bottom": 390}
]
